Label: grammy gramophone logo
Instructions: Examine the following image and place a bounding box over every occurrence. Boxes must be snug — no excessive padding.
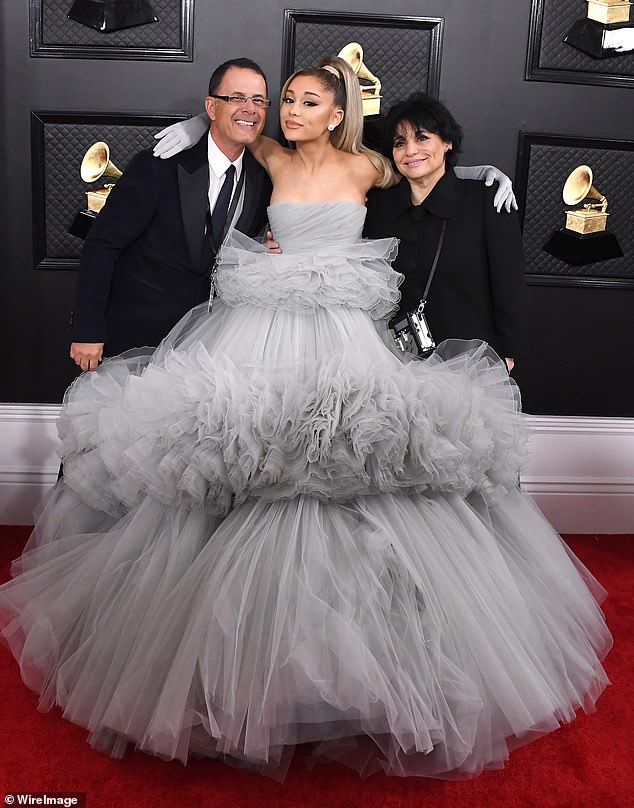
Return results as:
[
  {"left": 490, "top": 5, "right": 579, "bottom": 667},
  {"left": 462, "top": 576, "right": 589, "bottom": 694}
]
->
[
  {"left": 562, "top": 165, "right": 608, "bottom": 234},
  {"left": 337, "top": 43, "right": 382, "bottom": 116},
  {"left": 543, "top": 164, "right": 623, "bottom": 266},
  {"left": 69, "top": 141, "right": 122, "bottom": 239}
]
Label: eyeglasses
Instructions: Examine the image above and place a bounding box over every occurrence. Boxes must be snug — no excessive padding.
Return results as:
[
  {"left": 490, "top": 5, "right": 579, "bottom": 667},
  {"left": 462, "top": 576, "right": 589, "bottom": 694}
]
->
[{"left": 209, "top": 94, "right": 271, "bottom": 109}]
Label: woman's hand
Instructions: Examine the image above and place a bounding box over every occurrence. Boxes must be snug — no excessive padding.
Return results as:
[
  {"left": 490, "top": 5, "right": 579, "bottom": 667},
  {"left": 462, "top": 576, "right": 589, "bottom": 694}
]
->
[
  {"left": 454, "top": 165, "right": 518, "bottom": 213},
  {"left": 153, "top": 114, "right": 209, "bottom": 159},
  {"left": 505, "top": 357, "right": 515, "bottom": 373},
  {"left": 264, "top": 230, "right": 282, "bottom": 253},
  {"left": 484, "top": 168, "right": 518, "bottom": 214}
]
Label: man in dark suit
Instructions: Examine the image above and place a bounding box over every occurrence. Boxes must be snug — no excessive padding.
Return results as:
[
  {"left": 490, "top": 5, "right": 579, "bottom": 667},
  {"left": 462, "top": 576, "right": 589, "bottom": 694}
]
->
[{"left": 70, "top": 57, "right": 272, "bottom": 372}]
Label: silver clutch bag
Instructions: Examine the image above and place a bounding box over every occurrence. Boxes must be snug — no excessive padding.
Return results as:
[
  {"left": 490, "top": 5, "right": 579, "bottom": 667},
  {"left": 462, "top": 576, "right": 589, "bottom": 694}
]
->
[{"left": 391, "top": 301, "right": 436, "bottom": 359}]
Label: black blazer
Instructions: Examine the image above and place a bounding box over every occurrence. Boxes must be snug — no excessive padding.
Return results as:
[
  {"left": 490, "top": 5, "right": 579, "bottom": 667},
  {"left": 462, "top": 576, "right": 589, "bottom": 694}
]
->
[
  {"left": 365, "top": 169, "right": 525, "bottom": 359},
  {"left": 71, "top": 134, "right": 272, "bottom": 355}
]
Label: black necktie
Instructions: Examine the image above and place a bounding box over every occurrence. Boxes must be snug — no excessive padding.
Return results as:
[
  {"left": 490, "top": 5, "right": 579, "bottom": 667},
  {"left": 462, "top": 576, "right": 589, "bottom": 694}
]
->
[{"left": 209, "top": 164, "right": 236, "bottom": 248}]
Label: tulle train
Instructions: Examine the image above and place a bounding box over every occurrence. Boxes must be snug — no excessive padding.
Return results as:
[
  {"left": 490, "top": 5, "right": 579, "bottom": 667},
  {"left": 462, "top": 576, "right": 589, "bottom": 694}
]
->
[{"left": 0, "top": 487, "right": 610, "bottom": 778}]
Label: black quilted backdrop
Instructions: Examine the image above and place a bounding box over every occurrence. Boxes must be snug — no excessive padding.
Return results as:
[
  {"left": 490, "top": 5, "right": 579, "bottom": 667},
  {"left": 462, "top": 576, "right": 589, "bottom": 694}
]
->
[
  {"left": 528, "top": 0, "right": 634, "bottom": 84},
  {"left": 284, "top": 13, "right": 443, "bottom": 113},
  {"left": 32, "top": 113, "right": 186, "bottom": 269},
  {"left": 293, "top": 25, "right": 431, "bottom": 112},
  {"left": 32, "top": 0, "right": 193, "bottom": 59},
  {"left": 518, "top": 136, "right": 634, "bottom": 283}
]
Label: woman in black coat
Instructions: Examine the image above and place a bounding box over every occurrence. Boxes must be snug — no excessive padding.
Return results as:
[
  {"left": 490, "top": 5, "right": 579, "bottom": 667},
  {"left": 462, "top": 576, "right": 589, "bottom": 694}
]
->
[{"left": 364, "top": 94, "right": 525, "bottom": 371}]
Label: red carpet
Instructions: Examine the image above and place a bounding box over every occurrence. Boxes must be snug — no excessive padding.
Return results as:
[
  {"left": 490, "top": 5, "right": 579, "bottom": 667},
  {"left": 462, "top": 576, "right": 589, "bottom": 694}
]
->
[{"left": 1, "top": 525, "right": 632, "bottom": 808}]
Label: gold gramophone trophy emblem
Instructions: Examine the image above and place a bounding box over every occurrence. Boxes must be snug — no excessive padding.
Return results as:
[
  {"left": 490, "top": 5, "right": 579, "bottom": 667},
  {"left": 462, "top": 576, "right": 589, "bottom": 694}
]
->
[
  {"left": 69, "top": 141, "right": 122, "bottom": 239},
  {"left": 338, "top": 43, "right": 382, "bottom": 116},
  {"left": 543, "top": 164, "right": 623, "bottom": 266},
  {"left": 562, "top": 165, "right": 608, "bottom": 235},
  {"left": 81, "top": 141, "right": 122, "bottom": 212},
  {"left": 565, "top": 0, "right": 634, "bottom": 58}
]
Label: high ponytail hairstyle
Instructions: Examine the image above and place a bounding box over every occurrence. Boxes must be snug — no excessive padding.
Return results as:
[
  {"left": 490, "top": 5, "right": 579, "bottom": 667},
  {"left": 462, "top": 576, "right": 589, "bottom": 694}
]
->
[{"left": 280, "top": 55, "right": 396, "bottom": 189}]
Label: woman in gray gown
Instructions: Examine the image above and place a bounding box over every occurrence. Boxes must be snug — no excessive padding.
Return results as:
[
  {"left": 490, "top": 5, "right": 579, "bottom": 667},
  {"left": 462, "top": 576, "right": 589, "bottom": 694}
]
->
[{"left": 0, "top": 56, "right": 610, "bottom": 780}]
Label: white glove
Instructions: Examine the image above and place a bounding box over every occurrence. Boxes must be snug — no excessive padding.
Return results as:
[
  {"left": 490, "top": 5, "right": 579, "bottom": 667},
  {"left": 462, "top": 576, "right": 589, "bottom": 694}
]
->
[
  {"left": 153, "top": 113, "right": 209, "bottom": 159},
  {"left": 454, "top": 164, "right": 518, "bottom": 213}
]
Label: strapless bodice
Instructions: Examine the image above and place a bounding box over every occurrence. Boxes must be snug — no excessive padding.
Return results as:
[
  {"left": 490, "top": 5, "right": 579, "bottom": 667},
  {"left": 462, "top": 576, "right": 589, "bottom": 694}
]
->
[
  {"left": 215, "top": 201, "right": 400, "bottom": 319},
  {"left": 267, "top": 202, "right": 367, "bottom": 252}
]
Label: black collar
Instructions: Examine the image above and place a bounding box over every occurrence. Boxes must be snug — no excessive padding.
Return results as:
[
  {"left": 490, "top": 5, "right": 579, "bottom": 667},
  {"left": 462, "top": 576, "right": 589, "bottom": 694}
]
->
[
  {"left": 177, "top": 129, "right": 209, "bottom": 173},
  {"left": 383, "top": 167, "right": 465, "bottom": 221}
]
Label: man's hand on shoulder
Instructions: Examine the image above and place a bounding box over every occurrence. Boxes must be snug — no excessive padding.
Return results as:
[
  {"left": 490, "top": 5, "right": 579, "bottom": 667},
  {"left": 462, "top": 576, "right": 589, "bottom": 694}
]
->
[{"left": 70, "top": 342, "right": 104, "bottom": 372}]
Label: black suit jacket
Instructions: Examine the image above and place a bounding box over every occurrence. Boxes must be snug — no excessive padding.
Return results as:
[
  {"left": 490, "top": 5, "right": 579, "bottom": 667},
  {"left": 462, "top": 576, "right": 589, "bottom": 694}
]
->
[
  {"left": 365, "top": 169, "right": 525, "bottom": 359},
  {"left": 71, "top": 134, "right": 272, "bottom": 355}
]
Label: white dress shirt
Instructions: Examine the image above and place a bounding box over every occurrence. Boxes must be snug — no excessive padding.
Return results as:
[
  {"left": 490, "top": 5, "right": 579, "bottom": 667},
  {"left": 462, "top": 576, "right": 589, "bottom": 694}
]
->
[{"left": 207, "top": 133, "right": 245, "bottom": 234}]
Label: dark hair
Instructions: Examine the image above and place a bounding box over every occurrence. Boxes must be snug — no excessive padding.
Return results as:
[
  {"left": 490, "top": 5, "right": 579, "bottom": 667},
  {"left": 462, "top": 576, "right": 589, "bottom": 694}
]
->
[
  {"left": 208, "top": 58, "right": 268, "bottom": 96},
  {"left": 382, "top": 93, "right": 463, "bottom": 168}
]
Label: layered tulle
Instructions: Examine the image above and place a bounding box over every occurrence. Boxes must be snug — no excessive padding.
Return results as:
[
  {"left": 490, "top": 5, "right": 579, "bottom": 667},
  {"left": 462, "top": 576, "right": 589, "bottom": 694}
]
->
[
  {"left": 0, "top": 202, "right": 611, "bottom": 779},
  {"left": 59, "top": 336, "right": 526, "bottom": 519},
  {"left": 217, "top": 228, "right": 400, "bottom": 319}
]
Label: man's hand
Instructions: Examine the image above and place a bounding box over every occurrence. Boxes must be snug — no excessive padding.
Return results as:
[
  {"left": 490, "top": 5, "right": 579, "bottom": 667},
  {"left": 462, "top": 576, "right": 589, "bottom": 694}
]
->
[
  {"left": 264, "top": 230, "right": 282, "bottom": 253},
  {"left": 454, "top": 165, "right": 518, "bottom": 213},
  {"left": 153, "top": 114, "right": 209, "bottom": 159},
  {"left": 70, "top": 342, "right": 104, "bottom": 372}
]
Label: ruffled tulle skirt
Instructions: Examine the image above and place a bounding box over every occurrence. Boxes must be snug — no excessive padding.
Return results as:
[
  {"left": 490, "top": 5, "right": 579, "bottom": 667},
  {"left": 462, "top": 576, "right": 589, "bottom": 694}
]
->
[{"left": 58, "top": 299, "right": 526, "bottom": 519}]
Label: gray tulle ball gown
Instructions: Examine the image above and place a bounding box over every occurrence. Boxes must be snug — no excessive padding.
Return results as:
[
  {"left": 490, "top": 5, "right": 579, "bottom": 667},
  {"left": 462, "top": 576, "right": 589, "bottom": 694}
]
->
[{"left": 0, "top": 203, "right": 611, "bottom": 779}]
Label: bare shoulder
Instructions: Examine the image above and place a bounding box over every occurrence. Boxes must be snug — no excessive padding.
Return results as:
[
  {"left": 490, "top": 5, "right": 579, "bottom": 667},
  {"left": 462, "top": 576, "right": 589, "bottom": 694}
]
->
[{"left": 347, "top": 152, "right": 382, "bottom": 186}]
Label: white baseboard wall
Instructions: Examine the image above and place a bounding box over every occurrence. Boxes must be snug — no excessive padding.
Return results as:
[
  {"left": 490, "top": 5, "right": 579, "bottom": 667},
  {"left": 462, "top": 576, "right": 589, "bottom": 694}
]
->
[
  {"left": 0, "top": 405, "right": 633, "bottom": 533},
  {"left": 0, "top": 405, "right": 62, "bottom": 526},
  {"left": 520, "top": 415, "right": 634, "bottom": 534}
]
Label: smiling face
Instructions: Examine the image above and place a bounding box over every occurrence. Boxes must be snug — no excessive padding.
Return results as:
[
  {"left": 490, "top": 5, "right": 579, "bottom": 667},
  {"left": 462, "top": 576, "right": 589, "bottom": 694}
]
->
[
  {"left": 205, "top": 67, "right": 267, "bottom": 160},
  {"left": 391, "top": 122, "right": 451, "bottom": 186},
  {"left": 279, "top": 74, "right": 343, "bottom": 143}
]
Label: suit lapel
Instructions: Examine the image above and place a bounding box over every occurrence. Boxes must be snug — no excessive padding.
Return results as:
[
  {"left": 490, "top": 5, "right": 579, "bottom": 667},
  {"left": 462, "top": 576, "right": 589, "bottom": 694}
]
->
[{"left": 177, "top": 135, "right": 209, "bottom": 272}]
